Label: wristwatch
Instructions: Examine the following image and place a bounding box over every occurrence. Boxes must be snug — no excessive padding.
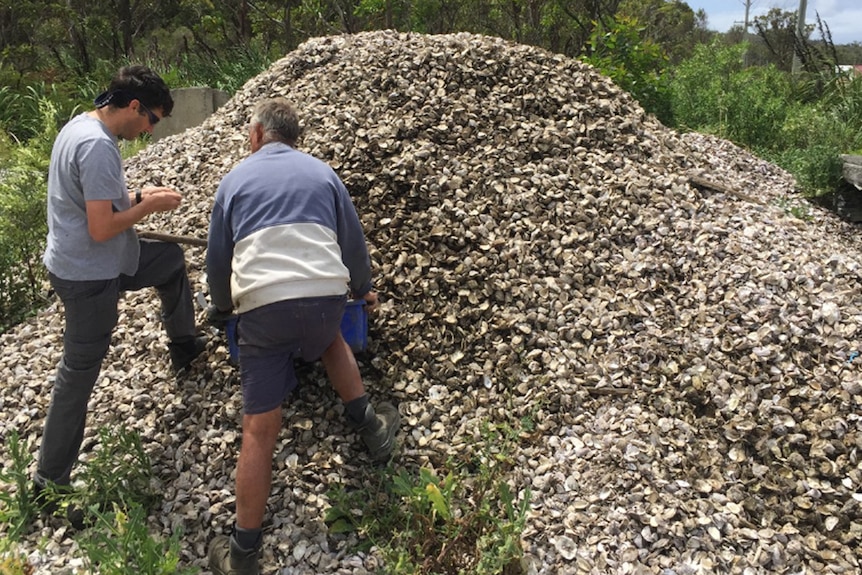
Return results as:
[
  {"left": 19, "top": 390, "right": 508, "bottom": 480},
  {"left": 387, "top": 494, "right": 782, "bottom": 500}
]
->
[{"left": 135, "top": 189, "right": 142, "bottom": 204}]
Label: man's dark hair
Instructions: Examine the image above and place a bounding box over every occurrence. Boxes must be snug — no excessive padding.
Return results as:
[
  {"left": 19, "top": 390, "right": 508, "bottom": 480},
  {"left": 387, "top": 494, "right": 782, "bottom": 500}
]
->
[{"left": 102, "top": 65, "right": 174, "bottom": 116}]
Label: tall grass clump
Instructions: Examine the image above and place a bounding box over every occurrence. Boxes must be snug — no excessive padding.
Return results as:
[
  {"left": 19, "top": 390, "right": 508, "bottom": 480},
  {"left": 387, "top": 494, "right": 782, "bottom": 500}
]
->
[{"left": 162, "top": 47, "right": 273, "bottom": 95}]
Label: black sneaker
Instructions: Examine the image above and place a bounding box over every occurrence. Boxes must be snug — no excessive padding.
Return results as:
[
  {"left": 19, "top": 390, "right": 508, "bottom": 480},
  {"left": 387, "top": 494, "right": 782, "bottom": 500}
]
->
[
  {"left": 169, "top": 335, "right": 207, "bottom": 372},
  {"left": 32, "top": 480, "right": 88, "bottom": 530}
]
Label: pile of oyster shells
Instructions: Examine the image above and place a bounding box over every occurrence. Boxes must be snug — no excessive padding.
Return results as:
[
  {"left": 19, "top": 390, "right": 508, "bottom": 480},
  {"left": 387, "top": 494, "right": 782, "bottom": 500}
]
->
[{"left": 2, "top": 30, "right": 862, "bottom": 574}]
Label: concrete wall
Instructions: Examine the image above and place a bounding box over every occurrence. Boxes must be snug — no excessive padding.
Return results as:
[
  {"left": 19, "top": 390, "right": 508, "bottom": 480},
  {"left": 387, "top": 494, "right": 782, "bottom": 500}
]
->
[
  {"left": 842, "top": 155, "right": 862, "bottom": 191},
  {"left": 152, "top": 87, "right": 230, "bottom": 141}
]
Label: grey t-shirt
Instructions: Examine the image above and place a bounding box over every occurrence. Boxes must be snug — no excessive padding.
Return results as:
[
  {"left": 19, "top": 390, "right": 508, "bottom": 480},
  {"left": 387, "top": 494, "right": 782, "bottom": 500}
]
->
[{"left": 43, "top": 113, "right": 139, "bottom": 280}]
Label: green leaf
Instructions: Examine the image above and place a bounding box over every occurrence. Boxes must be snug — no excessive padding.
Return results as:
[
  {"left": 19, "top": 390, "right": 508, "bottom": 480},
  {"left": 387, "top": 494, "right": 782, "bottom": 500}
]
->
[
  {"left": 424, "top": 482, "right": 450, "bottom": 520},
  {"left": 328, "top": 518, "right": 357, "bottom": 534}
]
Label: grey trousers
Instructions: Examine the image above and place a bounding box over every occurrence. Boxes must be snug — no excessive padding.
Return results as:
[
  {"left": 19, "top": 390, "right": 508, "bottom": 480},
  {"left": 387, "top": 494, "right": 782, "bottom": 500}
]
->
[{"left": 37, "top": 240, "right": 197, "bottom": 486}]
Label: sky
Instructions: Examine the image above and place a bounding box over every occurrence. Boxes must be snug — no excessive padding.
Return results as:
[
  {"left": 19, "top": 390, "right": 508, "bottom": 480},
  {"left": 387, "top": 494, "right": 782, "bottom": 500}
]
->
[{"left": 684, "top": 0, "right": 862, "bottom": 45}]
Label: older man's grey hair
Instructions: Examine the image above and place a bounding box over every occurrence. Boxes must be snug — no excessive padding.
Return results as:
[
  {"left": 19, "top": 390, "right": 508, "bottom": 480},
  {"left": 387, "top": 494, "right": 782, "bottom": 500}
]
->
[{"left": 250, "top": 98, "right": 301, "bottom": 146}]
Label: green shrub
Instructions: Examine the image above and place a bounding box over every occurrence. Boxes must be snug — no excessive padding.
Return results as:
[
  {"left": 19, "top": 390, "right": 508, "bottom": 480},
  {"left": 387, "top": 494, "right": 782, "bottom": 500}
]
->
[
  {"left": 767, "top": 74, "right": 862, "bottom": 196},
  {"left": 0, "top": 99, "right": 57, "bottom": 333},
  {"left": 770, "top": 104, "right": 843, "bottom": 195},
  {"left": 669, "top": 41, "right": 793, "bottom": 151},
  {"left": 583, "top": 16, "right": 673, "bottom": 125}
]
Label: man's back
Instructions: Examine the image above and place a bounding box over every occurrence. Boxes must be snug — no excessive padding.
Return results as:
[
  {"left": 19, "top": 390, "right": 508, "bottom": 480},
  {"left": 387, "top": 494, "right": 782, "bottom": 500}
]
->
[{"left": 207, "top": 141, "right": 370, "bottom": 313}]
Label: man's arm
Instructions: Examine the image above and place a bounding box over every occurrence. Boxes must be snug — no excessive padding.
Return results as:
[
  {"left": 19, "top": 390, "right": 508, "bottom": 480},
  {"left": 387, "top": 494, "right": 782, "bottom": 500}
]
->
[
  {"left": 86, "top": 187, "right": 183, "bottom": 242},
  {"left": 206, "top": 195, "right": 235, "bottom": 311},
  {"left": 333, "top": 178, "right": 373, "bottom": 297}
]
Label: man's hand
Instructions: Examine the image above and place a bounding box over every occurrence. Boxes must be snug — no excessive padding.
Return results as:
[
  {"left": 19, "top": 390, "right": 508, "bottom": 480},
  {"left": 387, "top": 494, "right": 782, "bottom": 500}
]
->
[
  {"left": 88, "top": 186, "right": 184, "bottom": 242},
  {"left": 362, "top": 291, "right": 379, "bottom": 313},
  {"left": 206, "top": 305, "right": 234, "bottom": 330},
  {"left": 140, "top": 186, "right": 183, "bottom": 213}
]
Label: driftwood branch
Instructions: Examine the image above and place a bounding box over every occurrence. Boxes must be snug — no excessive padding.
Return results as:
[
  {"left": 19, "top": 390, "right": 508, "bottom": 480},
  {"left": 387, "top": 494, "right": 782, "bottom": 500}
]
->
[
  {"left": 583, "top": 386, "right": 633, "bottom": 396},
  {"left": 688, "top": 174, "right": 765, "bottom": 206}
]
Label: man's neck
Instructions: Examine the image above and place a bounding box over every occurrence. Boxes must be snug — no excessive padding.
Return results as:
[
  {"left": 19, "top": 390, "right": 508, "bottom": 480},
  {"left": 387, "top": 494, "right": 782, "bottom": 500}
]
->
[{"left": 88, "top": 107, "right": 121, "bottom": 137}]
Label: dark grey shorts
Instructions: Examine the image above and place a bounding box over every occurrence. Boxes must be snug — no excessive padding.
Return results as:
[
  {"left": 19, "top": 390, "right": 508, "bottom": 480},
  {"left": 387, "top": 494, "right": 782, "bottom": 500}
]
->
[{"left": 236, "top": 295, "right": 346, "bottom": 414}]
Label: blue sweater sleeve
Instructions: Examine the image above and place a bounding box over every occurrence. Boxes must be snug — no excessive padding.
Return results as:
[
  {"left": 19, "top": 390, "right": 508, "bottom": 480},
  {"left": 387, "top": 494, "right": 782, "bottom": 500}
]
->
[
  {"left": 334, "top": 178, "right": 373, "bottom": 297},
  {"left": 206, "top": 190, "right": 235, "bottom": 311}
]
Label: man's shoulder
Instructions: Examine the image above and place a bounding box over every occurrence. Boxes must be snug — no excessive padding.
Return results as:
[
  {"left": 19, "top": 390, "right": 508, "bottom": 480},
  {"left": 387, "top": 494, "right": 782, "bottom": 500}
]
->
[{"left": 55, "top": 114, "right": 114, "bottom": 150}]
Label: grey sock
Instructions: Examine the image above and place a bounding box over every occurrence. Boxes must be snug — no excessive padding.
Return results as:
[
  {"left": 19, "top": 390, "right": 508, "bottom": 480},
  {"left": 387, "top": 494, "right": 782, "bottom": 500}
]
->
[{"left": 344, "top": 394, "right": 370, "bottom": 426}]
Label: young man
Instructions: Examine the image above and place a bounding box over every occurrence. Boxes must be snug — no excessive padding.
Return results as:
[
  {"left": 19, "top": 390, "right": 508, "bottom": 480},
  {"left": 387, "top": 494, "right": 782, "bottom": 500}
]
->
[
  {"left": 205, "top": 97, "right": 399, "bottom": 575},
  {"left": 36, "top": 65, "right": 206, "bottom": 511}
]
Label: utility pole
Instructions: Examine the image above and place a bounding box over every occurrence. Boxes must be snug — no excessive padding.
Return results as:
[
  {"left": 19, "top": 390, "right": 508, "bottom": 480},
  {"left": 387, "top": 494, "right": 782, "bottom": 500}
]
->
[
  {"left": 742, "top": 0, "right": 752, "bottom": 66},
  {"left": 792, "top": 0, "right": 808, "bottom": 73}
]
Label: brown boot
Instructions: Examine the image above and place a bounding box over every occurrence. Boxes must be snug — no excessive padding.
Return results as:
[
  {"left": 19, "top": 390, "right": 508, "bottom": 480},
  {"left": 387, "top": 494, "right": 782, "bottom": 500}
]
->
[{"left": 353, "top": 402, "right": 400, "bottom": 463}]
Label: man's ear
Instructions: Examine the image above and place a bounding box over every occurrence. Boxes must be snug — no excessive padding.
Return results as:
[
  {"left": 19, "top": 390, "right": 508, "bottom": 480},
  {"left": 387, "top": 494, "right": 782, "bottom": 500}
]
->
[{"left": 250, "top": 122, "right": 265, "bottom": 150}]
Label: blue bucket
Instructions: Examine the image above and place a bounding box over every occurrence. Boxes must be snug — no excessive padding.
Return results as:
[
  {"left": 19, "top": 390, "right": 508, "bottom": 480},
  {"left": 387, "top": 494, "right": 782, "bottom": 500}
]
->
[
  {"left": 225, "top": 299, "right": 368, "bottom": 364},
  {"left": 341, "top": 299, "right": 368, "bottom": 353}
]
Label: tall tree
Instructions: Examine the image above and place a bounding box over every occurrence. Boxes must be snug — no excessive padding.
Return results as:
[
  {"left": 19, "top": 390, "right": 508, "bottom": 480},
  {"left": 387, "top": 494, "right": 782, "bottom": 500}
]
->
[
  {"left": 619, "top": 0, "right": 698, "bottom": 64},
  {"left": 753, "top": 7, "right": 813, "bottom": 72}
]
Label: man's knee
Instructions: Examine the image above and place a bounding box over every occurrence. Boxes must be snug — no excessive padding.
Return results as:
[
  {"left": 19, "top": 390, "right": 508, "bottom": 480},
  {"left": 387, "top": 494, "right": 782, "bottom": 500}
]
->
[
  {"left": 63, "top": 338, "right": 111, "bottom": 372},
  {"left": 242, "top": 408, "right": 283, "bottom": 441},
  {"left": 159, "top": 243, "right": 187, "bottom": 275},
  {"left": 140, "top": 241, "right": 187, "bottom": 282}
]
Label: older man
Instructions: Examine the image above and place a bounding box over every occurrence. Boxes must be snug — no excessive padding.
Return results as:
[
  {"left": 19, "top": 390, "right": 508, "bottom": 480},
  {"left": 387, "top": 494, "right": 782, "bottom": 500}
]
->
[{"left": 205, "top": 97, "right": 399, "bottom": 574}]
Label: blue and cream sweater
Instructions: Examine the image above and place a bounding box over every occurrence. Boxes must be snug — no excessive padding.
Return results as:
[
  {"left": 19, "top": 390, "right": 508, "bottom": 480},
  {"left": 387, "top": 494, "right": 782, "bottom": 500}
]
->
[{"left": 206, "top": 142, "right": 372, "bottom": 313}]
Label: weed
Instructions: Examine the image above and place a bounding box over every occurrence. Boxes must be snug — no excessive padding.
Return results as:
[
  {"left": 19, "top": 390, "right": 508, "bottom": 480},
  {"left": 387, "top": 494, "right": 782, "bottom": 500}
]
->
[
  {"left": 0, "top": 425, "right": 197, "bottom": 573},
  {"left": 77, "top": 503, "right": 198, "bottom": 575},
  {"left": 72, "top": 425, "right": 159, "bottom": 515},
  {"left": 0, "top": 431, "right": 37, "bottom": 540},
  {"left": 325, "top": 418, "right": 531, "bottom": 575},
  {"left": 774, "top": 197, "right": 814, "bottom": 221},
  {"left": 0, "top": 537, "right": 32, "bottom": 575}
]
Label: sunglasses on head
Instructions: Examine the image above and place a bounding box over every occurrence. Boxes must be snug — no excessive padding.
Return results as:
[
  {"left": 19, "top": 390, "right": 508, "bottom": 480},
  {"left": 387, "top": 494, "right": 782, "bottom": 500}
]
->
[{"left": 93, "top": 90, "right": 160, "bottom": 125}]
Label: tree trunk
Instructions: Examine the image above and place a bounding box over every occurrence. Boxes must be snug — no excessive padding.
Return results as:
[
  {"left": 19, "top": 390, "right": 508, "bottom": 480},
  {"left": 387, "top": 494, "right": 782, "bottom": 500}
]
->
[
  {"left": 239, "top": 0, "right": 252, "bottom": 44},
  {"left": 116, "top": 0, "right": 135, "bottom": 56},
  {"left": 68, "top": 20, "right": 91, "bottom": 73}
]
